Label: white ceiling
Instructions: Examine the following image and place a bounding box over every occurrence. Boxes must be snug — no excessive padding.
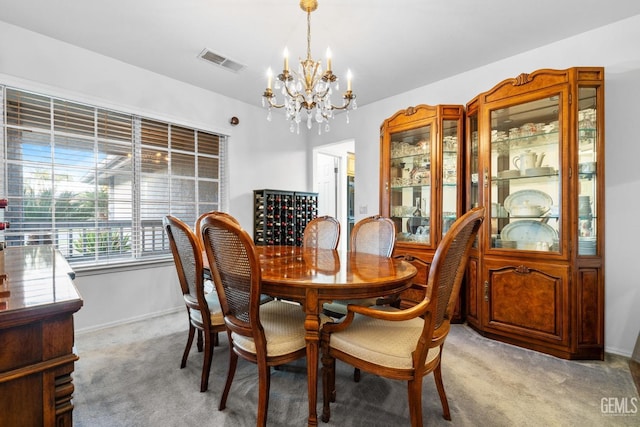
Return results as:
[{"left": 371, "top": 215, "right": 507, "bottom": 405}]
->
[{"left": 2, "top": 0, "right": 640, "bottom": 108}]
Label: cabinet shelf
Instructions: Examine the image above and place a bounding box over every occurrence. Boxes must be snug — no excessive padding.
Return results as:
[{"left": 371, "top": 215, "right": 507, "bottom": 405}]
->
[
  {"left": 494, "top": 215, "right": 560, "bottom": 220},
  {"left": 492, "top": 172, "right": 559, "bottom": 183},
  {"left": 391, "top": 183, "right": 430, "bottom": 189},
  {"left": 391, "top": 154, "right": 430, "bottom": 162},
  {"left": 578, "top": 172, "right": 596, "bottom": 180},
  {"left": 392, "top": 214, "right": 431, "bottom": 219},
  {"left": 492, "top": 130, "right": 559, "bottom": 148},
  {"left": 392, "top": 182, "right": 458, "bottom": 190}
]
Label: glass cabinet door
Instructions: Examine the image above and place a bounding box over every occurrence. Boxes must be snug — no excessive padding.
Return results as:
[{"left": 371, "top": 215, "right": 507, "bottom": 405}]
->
[
  {"left": 467, "top": 111, "right": 480, "bottom": 248},
  {"left": 489, "top": 95, "right": 561, "bottom": 252},
  {"left": 468, "top": 112, "right": 480, "bottom": 210},
  {"left": 577, "top": 87, "right": 598, "bottom": 255},
  {"left": 441, "top": 119, "right": 459, "bottom": 236},
  {"left": 390, "top": 124, "right": 432, "bottom": 244}
]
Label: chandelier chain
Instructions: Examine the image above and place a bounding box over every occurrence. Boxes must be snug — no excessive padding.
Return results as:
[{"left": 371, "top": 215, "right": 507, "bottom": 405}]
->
[{"left": 307, "top": 9, "right": 312, "bottom": 60}]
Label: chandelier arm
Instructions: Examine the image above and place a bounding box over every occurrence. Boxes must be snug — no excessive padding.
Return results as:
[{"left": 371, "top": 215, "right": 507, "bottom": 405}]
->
[
  {"left": 311, "top": 87, "right": 330, "bottom": 101},
  {"left": 279, "top": 80, "right": 312, "bottom": 113},
  {"left": 281, "top": 80, "right": 308, "bottom": 105},
  {"left": 263, "top": 88, "right": 286, "bottom": 109},
  {"left": 328, "top": 92, "right": 356, "bottom": 110},
  {"left": 328, "top": 102, "right": 351, "bottom": 111},
  {"left": 265, "top": 96, "right": 286, "bottom": 109}
]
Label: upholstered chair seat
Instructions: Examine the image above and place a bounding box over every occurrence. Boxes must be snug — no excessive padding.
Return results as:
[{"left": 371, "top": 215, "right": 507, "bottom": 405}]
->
[
  {"left": 189, "top": 287, "right": 224, "bottom": 326},
  {"left": 327, "top": 309, "right": 440, "bottom": 370},
  {"left": 230, "top": 300, "right": 309, "bottom": 357}
]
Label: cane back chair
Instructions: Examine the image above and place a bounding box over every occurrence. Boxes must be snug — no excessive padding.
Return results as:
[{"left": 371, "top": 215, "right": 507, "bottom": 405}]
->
[{"left": 320, "top": 207, "right": 484, "bottom": 426}]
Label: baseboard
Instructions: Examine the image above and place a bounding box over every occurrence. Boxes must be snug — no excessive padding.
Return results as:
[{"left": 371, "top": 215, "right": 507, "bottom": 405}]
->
[
  {"left": 604, "top": 346, "right": 633, "bottom": 358},
  {"left": 75, "top": 306, "right": 183, "bottom": 335}
]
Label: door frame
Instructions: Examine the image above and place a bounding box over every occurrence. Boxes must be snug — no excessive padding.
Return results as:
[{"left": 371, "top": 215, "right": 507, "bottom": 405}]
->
[{"left": 312, "top": 139, "right": 355, "bottom": 253}]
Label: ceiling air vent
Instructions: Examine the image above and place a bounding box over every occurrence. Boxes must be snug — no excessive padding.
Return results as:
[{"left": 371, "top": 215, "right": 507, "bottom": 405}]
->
[{"left": 198, "top": 48, "right": 246, "bottom": 73}]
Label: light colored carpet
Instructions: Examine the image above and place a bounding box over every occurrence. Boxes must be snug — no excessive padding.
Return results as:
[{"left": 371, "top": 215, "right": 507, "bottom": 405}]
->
[{"left": 73, "top": 311, "right": 639, "bottom": 426}]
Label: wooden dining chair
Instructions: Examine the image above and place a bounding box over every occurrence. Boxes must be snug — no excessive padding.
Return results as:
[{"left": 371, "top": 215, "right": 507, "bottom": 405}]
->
[
  {"left": 320, "top": 207, "right": 484, "bottom": 426},
  {"left": 303, "top": 215, "right": 341, "bottom": 250},
  {"left": 163, "top": 215, "right": 226, "bottom": 392},
  {"left": 350, "top": 214, "right": 396, "bottom": 257},
  {"left": 199, "top": 213, "right": 320, "bottom": 427},
  {"left": 323, "top": 215, "right": 396, "bottom": 319},
  {"left": 195, "top": 211, "right": 239, "bottom": 237},
  {"left": 192, "top": 211, "right": 240, "bottom": 351}
]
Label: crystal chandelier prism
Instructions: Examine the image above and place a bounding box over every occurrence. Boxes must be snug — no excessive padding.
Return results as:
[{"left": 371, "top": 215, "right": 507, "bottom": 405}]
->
[{"left": 262, "top": 0, "right": 356, "bottom": 134}]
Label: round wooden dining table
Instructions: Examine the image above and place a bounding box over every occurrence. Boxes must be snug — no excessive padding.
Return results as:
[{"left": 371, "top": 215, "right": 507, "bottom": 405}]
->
[{"left": 255, "top": 245, "right": 417, "bottom": 427}]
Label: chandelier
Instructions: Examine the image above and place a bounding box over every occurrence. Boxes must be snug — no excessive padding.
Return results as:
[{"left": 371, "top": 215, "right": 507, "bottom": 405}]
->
[{"left": 262, "top": 0, "right": 356, "bottom": 134}]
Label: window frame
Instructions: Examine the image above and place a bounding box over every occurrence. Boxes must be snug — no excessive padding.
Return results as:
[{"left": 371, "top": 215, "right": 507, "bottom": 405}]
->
[{"left": 0, "top": 85, "right": 228, "bottom": 272}]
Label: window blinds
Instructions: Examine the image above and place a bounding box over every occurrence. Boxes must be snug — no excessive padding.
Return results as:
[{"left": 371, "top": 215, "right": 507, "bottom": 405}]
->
[{"left": 1, "top": 86, "right": 226, "bottom": 267}]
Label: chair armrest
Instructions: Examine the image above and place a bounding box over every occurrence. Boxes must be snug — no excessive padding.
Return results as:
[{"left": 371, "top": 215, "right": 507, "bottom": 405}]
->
[
  {"left": 346, "top": 298, "right": 430, "bottom": 322},
  {"left": 321, "top": 295, "right": 431, "bottom": 336}
]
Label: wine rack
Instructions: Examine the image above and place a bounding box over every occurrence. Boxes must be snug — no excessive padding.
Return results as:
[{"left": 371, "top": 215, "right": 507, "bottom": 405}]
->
[{"left": 253, "top": 189, "right": 318, "bottom": 246}]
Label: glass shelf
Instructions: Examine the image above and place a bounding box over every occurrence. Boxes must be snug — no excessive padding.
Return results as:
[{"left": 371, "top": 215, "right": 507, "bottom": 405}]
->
[{"left": 492, "top": 172, "right": 559, "bottom": 182}]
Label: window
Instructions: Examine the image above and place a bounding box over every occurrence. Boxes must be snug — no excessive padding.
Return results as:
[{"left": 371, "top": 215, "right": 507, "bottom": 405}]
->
[{"left": 0, "top": 86, "right": 226, "bottom": 267}]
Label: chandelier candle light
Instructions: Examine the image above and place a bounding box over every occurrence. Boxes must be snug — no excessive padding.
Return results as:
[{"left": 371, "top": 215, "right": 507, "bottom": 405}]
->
[{"left": 262, "top": 0, "right": 356, "bottom": 134}]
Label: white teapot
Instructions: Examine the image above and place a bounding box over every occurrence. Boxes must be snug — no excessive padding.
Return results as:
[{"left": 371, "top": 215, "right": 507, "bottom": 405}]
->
[{"left": 513, "top": 150, "right": 545, "bottom": 172}]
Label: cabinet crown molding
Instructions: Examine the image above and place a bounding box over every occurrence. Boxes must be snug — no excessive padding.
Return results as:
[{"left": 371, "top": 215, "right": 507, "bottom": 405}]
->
[
  {"left": 513, "top": 73, "right": 533, "bottom": 86},
  {"left": 404, "top": 106, "right": 418, "bottom": 116}
]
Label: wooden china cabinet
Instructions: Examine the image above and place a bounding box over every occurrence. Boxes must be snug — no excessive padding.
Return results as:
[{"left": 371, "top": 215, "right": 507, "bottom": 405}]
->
[
  {"left": 464, "top": 67, "right": 605, "bottom": 360},
  {"left": 380, "top": 105, "right": 465, "bottom": 315}
]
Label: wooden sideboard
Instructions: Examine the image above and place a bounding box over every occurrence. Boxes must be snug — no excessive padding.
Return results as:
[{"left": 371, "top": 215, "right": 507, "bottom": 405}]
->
[{"left": 0, "top": 245, "right": 83, "bottom": 426}]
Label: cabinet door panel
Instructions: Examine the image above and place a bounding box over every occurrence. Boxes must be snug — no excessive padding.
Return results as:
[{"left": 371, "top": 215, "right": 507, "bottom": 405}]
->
[
  {"left": 484, "top": 260, "right": 569, "bottom": 345},
  {"left": 577, "top": 267, "right": 603, "bottom": 347}
]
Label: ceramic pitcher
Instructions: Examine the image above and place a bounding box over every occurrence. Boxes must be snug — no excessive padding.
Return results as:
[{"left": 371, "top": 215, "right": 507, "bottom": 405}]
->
[{"left": 513, "top": 150, "right": 545, "bottom": 172}]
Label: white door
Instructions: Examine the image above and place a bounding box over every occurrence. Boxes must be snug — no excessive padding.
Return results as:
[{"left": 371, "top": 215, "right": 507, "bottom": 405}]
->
[
  {"left": 313, "top": 140, "right": 355, "bottom": 252},
  {"left": 316, "top": 152, "right": 339, "bottom": 218}
]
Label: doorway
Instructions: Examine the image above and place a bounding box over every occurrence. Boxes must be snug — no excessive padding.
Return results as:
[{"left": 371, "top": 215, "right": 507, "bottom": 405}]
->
[{"left": 313, "top": 140, "right": 355, "bottom": 253}]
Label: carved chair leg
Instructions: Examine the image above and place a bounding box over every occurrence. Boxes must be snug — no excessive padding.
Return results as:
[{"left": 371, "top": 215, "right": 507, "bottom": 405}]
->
[
  {"left": 200, "top": 332, "right": 215, "bottom": 392},
  {"left": 321, "top": 351, "right": 335, "bottom": 422},
  {"left": 353, "top": 367, "right": 361, "bottom": 382},
  {"left": 197, "top": 329, "right": 204, "bottom": 352},
  {"left": 434, "top": 362, "right": 451, "bottom": 420},
  {"left": 181, "top": 324, "right": 196, "bottom": 369},
  {"left": 256, "top": 362, "right": 271, "bottom": 427},
  {"left": 219, "top": 338, "right": 238, "bottom": 411},
  {"left": 408, "top": 376, "right": 425, "bottom": 427},
  {"left": 330, "top": 358, "right": 336, "bottom": 402}
]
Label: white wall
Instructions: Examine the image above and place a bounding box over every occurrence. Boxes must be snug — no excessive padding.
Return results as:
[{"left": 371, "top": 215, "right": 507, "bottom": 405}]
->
[
  {"left": 313, "top": 15, "right": 640, "bottom": 357},
  {"left": 2, "top": 14, "right": 639, "bottom": 356}
]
